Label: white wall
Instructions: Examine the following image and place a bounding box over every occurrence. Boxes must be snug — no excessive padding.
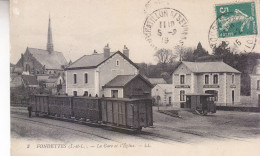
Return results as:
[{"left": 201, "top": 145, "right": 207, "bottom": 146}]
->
[{"left": 103, "top": 88, "right": 124, "bottom": 98}]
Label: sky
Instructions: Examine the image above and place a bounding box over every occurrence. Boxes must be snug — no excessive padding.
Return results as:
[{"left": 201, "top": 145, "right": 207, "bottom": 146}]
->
[{"left": 10, "top": 0, "right": 260, "bottom": 64}]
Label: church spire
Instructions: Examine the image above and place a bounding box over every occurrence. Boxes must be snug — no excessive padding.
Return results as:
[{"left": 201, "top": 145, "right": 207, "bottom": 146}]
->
[{"left": 47, "top": 16, "right": 54, "bottom": 53}]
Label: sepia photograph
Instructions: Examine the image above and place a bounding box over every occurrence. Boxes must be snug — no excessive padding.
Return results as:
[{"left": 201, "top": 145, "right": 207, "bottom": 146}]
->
[{"left": 5, "top": 0, "right": 260, "bottom": 155}]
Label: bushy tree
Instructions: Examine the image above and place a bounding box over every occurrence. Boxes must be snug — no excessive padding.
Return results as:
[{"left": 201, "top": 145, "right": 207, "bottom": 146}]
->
[
  {"left": 193, "top": 42, "right": 209, "bottom": 57},
  {"left": 213, "top": 41, "right": 230, "bottom": 56}
]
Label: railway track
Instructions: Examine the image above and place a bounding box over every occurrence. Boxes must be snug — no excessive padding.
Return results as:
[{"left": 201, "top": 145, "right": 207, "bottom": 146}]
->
[
  {"left": 11, "top": 109, "right": 251, "bottom": 144},
  {"left": 11, "top": 115, "right": 116, "bottom": 143},
  {"left": 11, "top": 112, "right": 185, "bottom": 144}
]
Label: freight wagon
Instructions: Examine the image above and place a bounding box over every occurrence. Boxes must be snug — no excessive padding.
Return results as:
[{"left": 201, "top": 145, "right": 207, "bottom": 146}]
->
[
  {"left": 185, "top": 93, "right": 216, "bottom": 115},
  {"left": 29, "top": 94, "right": 153, "bottom": 132}
]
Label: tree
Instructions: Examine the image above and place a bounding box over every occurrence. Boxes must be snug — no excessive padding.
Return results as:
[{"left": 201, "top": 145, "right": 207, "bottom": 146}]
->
[
  {"left": 154, "top": 49, "right": 177, "bottom": 64},
  {"left": 213, "top": 41, "right": 230, "bottom": 56},
  {"left": 193, "top": 42, "right": 209, "bottom": 57},
  {"left": 182, "top": 47, "right": 196, "bottom": 61},
  {"left": 175, "top": 46, "right": 195, "bottom": 61}
]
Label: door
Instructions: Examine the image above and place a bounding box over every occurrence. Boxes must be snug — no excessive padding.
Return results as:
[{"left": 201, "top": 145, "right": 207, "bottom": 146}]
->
[
  {"left": 186, "top": 96, "right": 191, "bottom": 109},
  {"left": 258, "top": 94, "right": 260, "bottom": 107},
  {"left": 111, "top": 90, "right": 118, "bottom": 98},
  {"left": 232, "top": 90, "right": 235, "bottom": 104}
]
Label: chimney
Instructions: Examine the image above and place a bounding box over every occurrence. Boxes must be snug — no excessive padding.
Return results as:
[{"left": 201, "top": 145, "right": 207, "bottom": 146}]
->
[
  {"left": 93, "top": 49, "right": 98, "bottom": 54},
  {"left": 123, "top": 45, "right": 129, "bottom": 58},
  {"left": 104, "top": 43, "right": 110, "bottom": 58}
]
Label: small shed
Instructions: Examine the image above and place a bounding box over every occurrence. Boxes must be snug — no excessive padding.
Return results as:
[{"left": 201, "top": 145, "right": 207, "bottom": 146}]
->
[
  {"left": 152, "top": 84, "right": 172, "bottom": 106},
  {"left": 103, "top": 74, "right": 153, "bottom": 98}
]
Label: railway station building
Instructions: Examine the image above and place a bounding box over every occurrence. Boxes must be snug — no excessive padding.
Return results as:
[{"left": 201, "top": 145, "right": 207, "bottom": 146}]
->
[
  {"left": 171, "top": 61, "right": 241, "bottom": 108},
  {"left": 65, "top": 44, "right": 145, "bottom": 97}
]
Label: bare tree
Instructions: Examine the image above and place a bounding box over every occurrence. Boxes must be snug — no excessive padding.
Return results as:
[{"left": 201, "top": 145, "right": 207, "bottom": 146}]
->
[
  {"left": 174, "top": 46, "right": 195, "bottom": 61},
  {"left": 154, "top": 49, "right": 177, "bottom": 64}
]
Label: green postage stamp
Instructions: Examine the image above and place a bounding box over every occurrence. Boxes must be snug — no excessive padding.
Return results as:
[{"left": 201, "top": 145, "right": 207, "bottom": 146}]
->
[{"left": 215, "top": 2, "right": 258, "bottom": 38}]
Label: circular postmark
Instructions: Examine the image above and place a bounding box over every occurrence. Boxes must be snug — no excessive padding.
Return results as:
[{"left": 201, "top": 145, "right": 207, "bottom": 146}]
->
[
  {"left": 208, "top": 12, "right": 257, "bottom": 53},
  {"left": 143, "top": 8, "right": 189, "bottom": 51}
]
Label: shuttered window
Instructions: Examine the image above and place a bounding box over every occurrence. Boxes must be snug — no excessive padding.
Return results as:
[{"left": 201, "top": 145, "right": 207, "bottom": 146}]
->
[
  {"left": 180, "top": 90, "right": 185, "bottom": 101},
  {"left": 74, "top": 74, "right": 77, "bottom": 84},
  {"left": 213, "top": 74, "right": 218, "bottom": 84},
  {"left": 85, "top": 73, "right": 88, "bottom": 83},
  {"left": 205, "top": 75, "right": 209, "bottom": 84},
  {"left": 180, "top": 75, "right": 185, "bottom": 84},
  {"left": 232, "top": 74, "right": 235, "bottom": 84}
]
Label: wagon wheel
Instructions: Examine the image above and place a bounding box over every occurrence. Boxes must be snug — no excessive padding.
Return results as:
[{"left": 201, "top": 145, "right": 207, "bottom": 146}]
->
[
  {"left": 202, "top": 110, "right": 208, "bottom": 116},
  {"left": 135, "top": 127, "right": 142, "bottom": 133}
]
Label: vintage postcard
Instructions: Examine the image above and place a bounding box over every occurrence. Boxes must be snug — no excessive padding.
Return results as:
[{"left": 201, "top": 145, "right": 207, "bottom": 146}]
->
[{"left": 9, "top": 0, "right": 260, "bottom": 155}]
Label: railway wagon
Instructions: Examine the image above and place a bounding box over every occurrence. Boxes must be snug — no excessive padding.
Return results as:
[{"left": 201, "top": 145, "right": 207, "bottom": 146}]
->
[
  {"left": 30, "top": 94, "right": 49, "bottom": 114},
  {"left": 101, "top": 98, "right": 153, "bottom": 130},
  {"left": 72, "top": 97, "right": 102, "bottom": 121},
  {"left": 29, "top": 95, "right": 36, "bottom": 111},
  {"left": 48, "top": 95, "right": 72, "bottom": 117},
  {"left": 185, "top": 93, "right": 216, "bottom": 115},
  {"left": 30, "top": 95, "right": 153, "bottom": 131}
]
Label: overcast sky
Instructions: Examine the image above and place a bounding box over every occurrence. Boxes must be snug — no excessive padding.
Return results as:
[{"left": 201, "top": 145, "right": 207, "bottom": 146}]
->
[{"left": 10, "top": 0, "right": 260, "bottom": 64}]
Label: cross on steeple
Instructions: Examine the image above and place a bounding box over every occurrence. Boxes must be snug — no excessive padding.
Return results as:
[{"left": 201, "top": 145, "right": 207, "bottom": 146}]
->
[{"left": 47, "top": 15, "right": 54, "bottom": 53}]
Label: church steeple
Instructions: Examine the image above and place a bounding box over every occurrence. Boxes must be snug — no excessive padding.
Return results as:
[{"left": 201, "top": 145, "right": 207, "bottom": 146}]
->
[{"left": 47, "top": 16, "right": 54, "bottom": 53}]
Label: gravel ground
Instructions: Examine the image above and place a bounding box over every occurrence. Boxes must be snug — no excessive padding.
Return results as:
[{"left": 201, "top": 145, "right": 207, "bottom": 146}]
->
[{"left": 10, "top": 106, "right": 260, "bottom": 156}]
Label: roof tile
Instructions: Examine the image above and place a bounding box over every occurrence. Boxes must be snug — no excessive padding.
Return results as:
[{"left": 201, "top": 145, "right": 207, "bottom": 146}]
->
[
  {"left": 28, "top": 48, "right": 68, "bottom": 70},
  {"left": 182, "top": 61, "right": 240, "bottom": 73}
]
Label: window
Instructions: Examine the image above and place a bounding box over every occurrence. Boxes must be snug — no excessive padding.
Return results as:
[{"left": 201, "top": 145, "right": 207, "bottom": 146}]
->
[
  {"left": 205, "top": 75, "right": 209, "bottom": 84},
  {"left": 232, "top": 74, "right": 235, "bottom": 84},
  {"left": 213, "top": 74, "right": 218, "bottom": 84},
  {"left": 111, "top": 90, "right": 118, "bottom": 98},
  {"left": 116, "top": 60, "right": 119, "bottom": 66},
  {"left": 180, "top": 75, "right": 185, "bottom": 84},
  {"left": 74, "top": 74, "right": 77, "bottom": 84},
  {"left": 180, "top": 90, "right": 185, "bottom": 101},
  {"left": 25, "top": 64, "right": 30, "bottom": 72},
  {"left": 169, "top": 97, "right": 172, "bottom": 105},
  {"left": 73, "top": 91, "right": 77, "bottom": 96},
  {"left": 83, "top": 91, "right": 88, "bottom": 96},
  {"left": 59, "top": 79, "right": 62, "bottom": 85},
  {"left": 84, "top": 73, "right": 88, "bottom": 83},
  {"left": 232, "top": 90, "right": 235, "bottom": 104},
  {"left": 49, "top": 71, "right": 51, "bottom": 74},
  {"left": 257, "top": 80, "right": 260, "bottom": 90}
]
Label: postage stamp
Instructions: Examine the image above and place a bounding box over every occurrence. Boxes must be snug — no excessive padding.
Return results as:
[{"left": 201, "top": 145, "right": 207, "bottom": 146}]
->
[
  {"left": 215, "top": 2, "right": 258, "bottom": 38},
  {"left": 143, "top": 8, "right": 188, "bottom": 51},
  {"left": 208, "top": 17, "right": 257, "bottom": 53}
]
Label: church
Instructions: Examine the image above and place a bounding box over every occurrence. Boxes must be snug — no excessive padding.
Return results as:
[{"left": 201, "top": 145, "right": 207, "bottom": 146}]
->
[{"left": 15, "top": 17, "right": 68, "bottom": 76}]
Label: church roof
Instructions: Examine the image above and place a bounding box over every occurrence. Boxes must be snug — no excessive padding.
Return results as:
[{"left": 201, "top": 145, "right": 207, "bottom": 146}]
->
[
  {"left": 66, "top": 51, "right": 139, "bottom": 70},
  {"left": 174, "top": 61, "right": 241, "bottom": 74},
  {"left": 27, "top": 47, "right": 68, "bottom": 70}
]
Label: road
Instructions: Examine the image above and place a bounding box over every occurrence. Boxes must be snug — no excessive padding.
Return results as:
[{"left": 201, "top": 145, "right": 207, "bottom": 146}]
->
[
  {"left": 11, "top": 107, "right": 260, "bottom": 143},
  {"left": 11, "top": 106, "right": 260, "bottom": 156}
]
